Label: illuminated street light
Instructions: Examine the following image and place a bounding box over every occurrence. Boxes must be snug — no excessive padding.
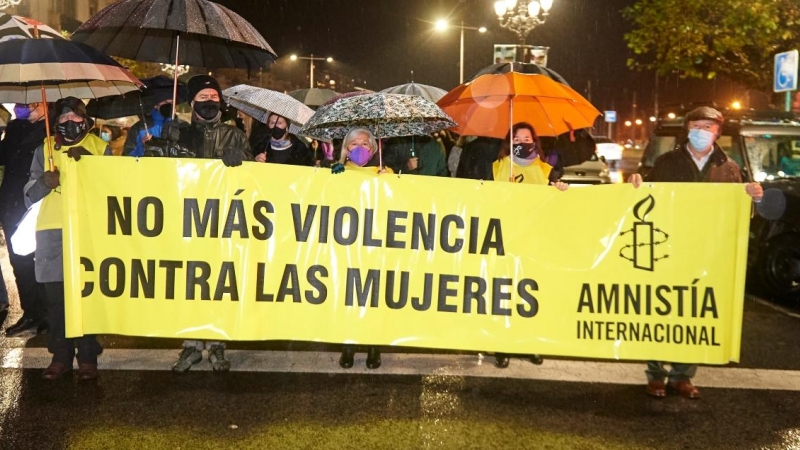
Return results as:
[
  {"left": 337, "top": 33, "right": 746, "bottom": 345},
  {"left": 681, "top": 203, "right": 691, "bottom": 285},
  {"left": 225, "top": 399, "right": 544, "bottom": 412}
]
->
[
  {"left": 731, "top": 101, "right": 742, "bottom": 109},
  {"left": 494, "top": 0, "right": 554, "bottom": 44},
  {"left": 667, "top": 113, "right": 676, "bottom": 119},
  {"left": 435, "top": 19, "right": 487, "bottom": 84},
  {"left": 290, "top": 54, "right": 334, "bottom": 89},
  {"left": 649, "top": 116, "right": 657, "bottom": 122},
  {"left": 635, "top": 119, "right": 643, "bottom": 125},
  {"left": 624, "top": 120, "right": 632, "bottom": 127}
]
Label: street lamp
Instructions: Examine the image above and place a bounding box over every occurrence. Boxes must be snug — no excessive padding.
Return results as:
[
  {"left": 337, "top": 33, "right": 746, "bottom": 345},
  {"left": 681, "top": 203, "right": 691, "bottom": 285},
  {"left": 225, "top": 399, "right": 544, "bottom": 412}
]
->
[
  {"left": 290, "top": 54, "right": 333, "bottom": 89},
  {"left": 435, "top": 19, "right": 487, "bottom": 84},
  {"left": 494, "top": 0, "right": 553, "bottom": 44}
]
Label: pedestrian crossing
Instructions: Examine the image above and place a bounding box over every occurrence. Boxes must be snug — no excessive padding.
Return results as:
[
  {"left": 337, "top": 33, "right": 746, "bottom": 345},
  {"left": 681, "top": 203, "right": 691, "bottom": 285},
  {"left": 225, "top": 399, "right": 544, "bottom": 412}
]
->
[{"left": 2, "top": 347, "right": 800, "bottom": 391}]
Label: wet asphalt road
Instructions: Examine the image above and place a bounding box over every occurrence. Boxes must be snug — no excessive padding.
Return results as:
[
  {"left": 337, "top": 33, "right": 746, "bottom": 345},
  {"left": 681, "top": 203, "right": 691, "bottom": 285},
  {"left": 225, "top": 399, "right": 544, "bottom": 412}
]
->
[{"left": 0, "top": 296, "right": 799, "bottom": 450}]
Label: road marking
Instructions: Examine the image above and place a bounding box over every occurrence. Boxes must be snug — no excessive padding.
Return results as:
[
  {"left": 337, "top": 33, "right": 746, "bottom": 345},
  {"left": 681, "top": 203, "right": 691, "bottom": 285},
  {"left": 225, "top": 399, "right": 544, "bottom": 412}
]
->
[
  {"left": 2, "top": 348, "right": 800, "bottom": 391},
  {"left": 751, "top": 296, "right": 800, "bottom": 320}
]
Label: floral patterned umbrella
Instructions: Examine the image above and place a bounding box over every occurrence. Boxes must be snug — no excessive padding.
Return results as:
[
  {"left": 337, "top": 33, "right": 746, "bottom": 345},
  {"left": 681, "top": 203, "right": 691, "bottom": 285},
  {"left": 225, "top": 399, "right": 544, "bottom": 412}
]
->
[{"left": 298, "top": 92, "right": 457, "bottom": 141}]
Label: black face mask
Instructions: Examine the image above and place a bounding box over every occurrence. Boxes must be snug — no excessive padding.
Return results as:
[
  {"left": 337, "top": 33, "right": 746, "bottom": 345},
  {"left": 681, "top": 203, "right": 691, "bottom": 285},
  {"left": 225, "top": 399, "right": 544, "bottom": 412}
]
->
[
  {"left": 270, "top": 125, "right": 287, "bottom": 140},
  {"left": 193, "top": 100, "right": 220, "bottom": 120},
  {"left": 513, "top": 142, "right": 536, "bottom": 159},
  {"left": 56, "top": 120, "right": 86, "bottom": 142},
  {"left": 158, "top": 103, "right": 173, "bottom": 119}
]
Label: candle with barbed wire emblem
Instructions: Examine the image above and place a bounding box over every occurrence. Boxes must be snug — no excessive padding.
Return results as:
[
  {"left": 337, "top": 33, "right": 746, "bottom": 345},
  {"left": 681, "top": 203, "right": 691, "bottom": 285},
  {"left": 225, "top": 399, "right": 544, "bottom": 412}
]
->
[{"left": 619, "top": 195, "right": 669, "bottom": 271}]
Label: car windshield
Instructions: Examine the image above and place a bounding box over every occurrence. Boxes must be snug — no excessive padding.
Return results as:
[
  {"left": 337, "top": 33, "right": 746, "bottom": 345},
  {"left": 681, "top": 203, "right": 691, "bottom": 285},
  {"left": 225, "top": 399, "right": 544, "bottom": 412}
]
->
[{"left": 742, "top": 133, "right": 800, "bottom": 180}]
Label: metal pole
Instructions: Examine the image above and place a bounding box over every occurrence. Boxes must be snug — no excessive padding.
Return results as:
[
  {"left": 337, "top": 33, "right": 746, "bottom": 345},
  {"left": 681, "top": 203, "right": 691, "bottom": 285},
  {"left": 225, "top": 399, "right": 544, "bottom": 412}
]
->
[
  {"left": 309, "top": 54, "right": 314, "bottom": 89},
  {"left": 787, "top": 92, "right": 792, "bottom": 112},
  {"left": 460, "top": 21, "right": 465, "bottom": 84}
]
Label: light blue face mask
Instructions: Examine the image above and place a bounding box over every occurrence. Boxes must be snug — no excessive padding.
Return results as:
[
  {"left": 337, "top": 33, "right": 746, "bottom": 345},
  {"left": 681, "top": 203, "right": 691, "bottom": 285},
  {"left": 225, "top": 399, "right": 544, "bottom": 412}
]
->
[
  {"left": 687, "top": 129, "right": 715, "bottom": 151},
  {"left": 100, "top": 131, "right": 112, "bottom": 142}
]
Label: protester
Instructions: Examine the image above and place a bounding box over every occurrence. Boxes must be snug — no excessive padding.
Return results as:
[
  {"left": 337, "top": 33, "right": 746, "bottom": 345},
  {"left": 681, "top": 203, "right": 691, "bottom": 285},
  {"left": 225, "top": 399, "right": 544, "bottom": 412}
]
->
[
  {"left": 493, "top": 122, "right": 568, "bottom": 189},
  {"left": 253, "top": 113, "right": 313, "bottom": 166},
  {"left": 164, "top": 74, "right": 253, "bottom": 373},
  {"left": 491, "top": 122, "right": 567, "bottom": 369},
  {"left": 24, "top": 97, "right": 108, "bottom": 380},
  {"left": 447, "top": 135, "right": 470, "bottom": 177},
  {"left": 100, "top": 123, "right": 126, "bottom": 156},
  {"left": 628, "top": 106, "right": 763, "bottom": 400},
  {"left": 337, "top": 127, "right": 390, "bottom": 370},
  {"left": 338, "top": 128, "right": 392, "bottom": 174},
  {"left": 383, "top": 134, "right": 448, "bottom": 176},
  {"left": 122, "top": 76, "right": 186, "bottom": 157},
  {"left": 455, "top": 136, "right": 502, "bottom": 180},
  {"left": 0, "top": 103, "right": 49, "bottom": 336}
]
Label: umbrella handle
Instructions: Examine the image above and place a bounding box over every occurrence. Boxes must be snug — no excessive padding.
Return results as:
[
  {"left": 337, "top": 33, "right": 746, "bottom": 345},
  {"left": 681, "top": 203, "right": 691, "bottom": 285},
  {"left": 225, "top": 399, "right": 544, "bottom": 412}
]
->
[
  {"left": 40, "top": 84, "right": 54, "bottom": 171},
  {"left": 171, "top": 33, "right": 180, "bottom": 121}
]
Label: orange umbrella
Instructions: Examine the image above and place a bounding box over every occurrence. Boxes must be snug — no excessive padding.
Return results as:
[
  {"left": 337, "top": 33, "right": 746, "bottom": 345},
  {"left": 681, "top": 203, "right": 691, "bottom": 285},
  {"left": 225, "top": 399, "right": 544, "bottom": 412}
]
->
[{"left": 437, "top": 72, "right": 601, "bottom": 139}]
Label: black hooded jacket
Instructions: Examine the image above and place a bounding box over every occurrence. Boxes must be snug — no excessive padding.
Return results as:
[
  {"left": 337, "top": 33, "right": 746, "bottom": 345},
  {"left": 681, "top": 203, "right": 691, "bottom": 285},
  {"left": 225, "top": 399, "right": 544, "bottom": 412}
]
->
[{"left": 0, "top": 118, "right": 47, "bottom": 223}]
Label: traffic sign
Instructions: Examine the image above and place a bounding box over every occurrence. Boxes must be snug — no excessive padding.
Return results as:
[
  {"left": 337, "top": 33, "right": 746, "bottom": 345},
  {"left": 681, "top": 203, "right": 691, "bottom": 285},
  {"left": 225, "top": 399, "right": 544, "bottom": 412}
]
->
[
  {"left": 774, "top": 50, "right": 798, "bottom": 93},
  {"left": 604, "top": 111, "right": 617, "bottom": 123}
]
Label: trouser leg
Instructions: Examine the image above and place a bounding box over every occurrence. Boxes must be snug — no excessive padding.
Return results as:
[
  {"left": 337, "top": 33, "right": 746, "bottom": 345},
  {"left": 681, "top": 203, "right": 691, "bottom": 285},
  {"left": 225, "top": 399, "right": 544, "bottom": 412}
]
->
[
  {"left": 183, "top": 340, "right": 205, "bottom": 350},
  {"left": 667, "top": 363, "right": 697, "bottom": 382},
  {"left": 45, "top": 282, "right": 74, "bottom": 365},
  {"left": 645, "top": 361, "right": 669, "bottom": 382}
]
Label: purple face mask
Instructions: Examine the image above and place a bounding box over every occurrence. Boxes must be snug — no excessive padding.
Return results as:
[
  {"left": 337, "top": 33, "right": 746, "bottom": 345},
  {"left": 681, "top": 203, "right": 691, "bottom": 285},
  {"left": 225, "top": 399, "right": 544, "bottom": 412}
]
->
[
  {"left": 348, "top": 146, "right": 372, "bottom": 166},
  {"left": 14, "top": 104, "right": 30, "bottom": 120}
]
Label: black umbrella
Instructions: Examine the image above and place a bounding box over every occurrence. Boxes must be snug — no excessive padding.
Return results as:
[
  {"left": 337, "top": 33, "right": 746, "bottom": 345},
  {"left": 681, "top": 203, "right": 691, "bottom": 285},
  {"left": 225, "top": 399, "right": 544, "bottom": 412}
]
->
[
  {"left": 72, "top": 0, "right": 277, "bottom": 116},
  {"left": 86, "top": 75, "right": 187, "bottom": 119},
  {"left": 72, "top": 0, "right": 277, "bottom": 70},
  {"left": 467, "top": 63, "right": 571, "bottom": 86}
]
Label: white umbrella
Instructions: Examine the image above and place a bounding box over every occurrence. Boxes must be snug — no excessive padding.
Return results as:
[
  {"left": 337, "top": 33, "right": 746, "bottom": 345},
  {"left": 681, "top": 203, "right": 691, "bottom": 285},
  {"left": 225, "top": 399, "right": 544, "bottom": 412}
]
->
[{"left": 222, "top": 84, "right": 314, "bottom": 135}]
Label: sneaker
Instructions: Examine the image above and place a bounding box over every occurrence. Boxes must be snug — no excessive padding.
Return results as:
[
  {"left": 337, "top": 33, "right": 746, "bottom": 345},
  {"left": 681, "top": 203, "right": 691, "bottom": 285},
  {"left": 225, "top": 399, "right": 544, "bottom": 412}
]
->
[
  {"left": 172, "top": 346, "right": 202, "bottom": 373},
  {"left": 208, "top": 345, "right": 231, "bottom": 372}
]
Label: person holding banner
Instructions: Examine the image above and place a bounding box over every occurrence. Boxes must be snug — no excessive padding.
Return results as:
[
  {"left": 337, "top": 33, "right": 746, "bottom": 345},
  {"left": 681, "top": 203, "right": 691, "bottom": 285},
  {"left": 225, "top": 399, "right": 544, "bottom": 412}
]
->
[
  {"left": 0, "top": 102, "right": 49, "bottom": 337},
  {"left": 493, "top": 122, "right": 568, "bottom": 190},
  {"left": 629, "top": 106, "right": 763, "bottom": 399},
  {"left": 163, "top": 74, "right": 253, "bottom": 373},
  {"left": 491, "top": 122, "right": 568, "bottom": 368},
  {"left": 337, "top": 127, "right": 391, "bottom": 369},
  {"left": 337, "top": 128, "right": 393, "bottom": 175},
  {"left": 24, "top": 97, "right": 109, "bottom": 380}
]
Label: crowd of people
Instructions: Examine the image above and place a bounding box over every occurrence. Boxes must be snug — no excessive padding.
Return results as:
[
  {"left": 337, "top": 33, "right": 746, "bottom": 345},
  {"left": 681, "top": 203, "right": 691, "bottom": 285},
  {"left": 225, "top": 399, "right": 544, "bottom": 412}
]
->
[{"left": 0, "top": 73, "right": 765, "bottom": 400}]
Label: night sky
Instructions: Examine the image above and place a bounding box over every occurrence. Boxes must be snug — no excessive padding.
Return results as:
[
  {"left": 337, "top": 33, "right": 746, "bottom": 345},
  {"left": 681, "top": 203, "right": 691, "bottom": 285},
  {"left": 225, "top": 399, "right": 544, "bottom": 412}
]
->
[{"left": 220, "top": 0, "right": 746, "bottom": 122}]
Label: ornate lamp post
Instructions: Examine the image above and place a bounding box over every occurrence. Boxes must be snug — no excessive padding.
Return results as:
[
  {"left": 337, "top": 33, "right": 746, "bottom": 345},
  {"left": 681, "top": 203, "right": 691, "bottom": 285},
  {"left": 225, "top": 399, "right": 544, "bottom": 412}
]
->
[
  {"left": 0, "top": 0, "right": 22, "bottom": 10},
  {"left": 494, "top": 0, "right": 553, "bottom": 44},
  {"left": 290, "top": 54, "right": 333, "bottom": 89}
]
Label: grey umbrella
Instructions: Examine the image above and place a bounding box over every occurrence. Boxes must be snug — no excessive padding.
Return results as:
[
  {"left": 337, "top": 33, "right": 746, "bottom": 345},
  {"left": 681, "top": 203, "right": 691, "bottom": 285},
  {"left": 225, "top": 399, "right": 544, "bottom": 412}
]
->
[
  {"left": 222, "top": 84, "right": 314, "bottom": 135},
  {"left": 288, "top": 88, "right": 339, "bottom": 108},
  {"left": 380, "top": 82, "right": 448, "bottom": 103}
]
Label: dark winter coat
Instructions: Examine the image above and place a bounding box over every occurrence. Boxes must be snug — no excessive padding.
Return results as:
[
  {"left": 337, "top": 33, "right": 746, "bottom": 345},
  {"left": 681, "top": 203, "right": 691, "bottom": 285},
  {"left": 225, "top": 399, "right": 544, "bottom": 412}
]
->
[
  {"left": 177, "top": 118, "right": 252, "bottom": 161},
  {"left": 644, "top": 141, "right": 742, "bottom": 183},
  {"left": 0, "top": 119, "right": 46, "bottom": 223}
]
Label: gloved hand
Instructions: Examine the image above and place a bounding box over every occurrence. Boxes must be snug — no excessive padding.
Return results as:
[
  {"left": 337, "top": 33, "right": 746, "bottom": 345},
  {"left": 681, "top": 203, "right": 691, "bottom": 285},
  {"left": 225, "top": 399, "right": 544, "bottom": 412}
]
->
[
  {"left": 331, "top": 163, "right": 345, "bottom": 174},
  {"left": 161, "top": 121, "right": 181, "bottom": 142},
  {"left": 43, "top": 169, "right": 60, "bottom": 189},
  {"left": 66, "top": 146, "right": 91, "bottom": 161},
  {"left": 221, "top": 149, "right": 244, "bottom": 167}
]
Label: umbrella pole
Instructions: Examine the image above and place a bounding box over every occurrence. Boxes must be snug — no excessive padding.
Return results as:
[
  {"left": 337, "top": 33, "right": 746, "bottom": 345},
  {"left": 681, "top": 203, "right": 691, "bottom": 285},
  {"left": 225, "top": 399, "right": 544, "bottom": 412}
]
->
[
  {"left": 171, "top": 33, "right": 180, "bottom": 121},
  {"left": 40, "top": 83, "right": 54, "bottom": 171},
  {"left": 509, "top": 99, "right": 514, "bottom": 182}
]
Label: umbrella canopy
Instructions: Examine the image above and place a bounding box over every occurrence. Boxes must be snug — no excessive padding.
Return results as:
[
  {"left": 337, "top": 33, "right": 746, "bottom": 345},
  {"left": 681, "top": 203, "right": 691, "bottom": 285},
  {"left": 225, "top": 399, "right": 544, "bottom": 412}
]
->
[
  {"left": 437, "top": 72, "right": 600, "bottom": 139},
  {"left": 321, "top": 90, "right": 374, "bottom": 107},
  {"left": 468, "top": 62, "right": 571, "bottom": 86},
  {"left": 72, "top": 0, "right": 276, "bottom": 70},
  {"left": 0, "top": 38, "right": 143, "bottom": 103},
  {"left": 222, "top": 84, "right": 314, "bottom": 135},
  {"left": 380, "top": 82, "right": 448, "bottom": 103},
  {"left": 86, "top": 75, "right": 187, "bottom": 119},
  {"left": 0, "top": 13, "right": 62, "bottom": 42},
  {"left": 287, "top": 88, "right": 338, "bottom": 108},
  {"left": 299, "top": 92, "right": 457, "bottom": 141}
]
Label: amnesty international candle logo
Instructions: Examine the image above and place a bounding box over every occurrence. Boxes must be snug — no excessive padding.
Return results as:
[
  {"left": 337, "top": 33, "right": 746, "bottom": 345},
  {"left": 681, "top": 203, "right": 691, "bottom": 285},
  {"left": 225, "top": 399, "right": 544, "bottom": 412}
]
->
[{"left": 619, "top": 195, "right": 669, "bottom": 271}]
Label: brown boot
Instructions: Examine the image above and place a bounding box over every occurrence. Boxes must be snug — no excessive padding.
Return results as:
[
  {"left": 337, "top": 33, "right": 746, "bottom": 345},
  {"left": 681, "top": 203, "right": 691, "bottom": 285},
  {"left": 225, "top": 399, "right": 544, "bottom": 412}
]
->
[
  {"left": 646, "top": 380, "right": 666, "bottom": 398},
  {"left": 42, "top": 362, "right": 72, "bottom": 380},
  {"left": 668, "top": 380, "right": 700, "bottom": 399},
  {"left": 77, "top": 363, "right": 99, "bottom": 381}
]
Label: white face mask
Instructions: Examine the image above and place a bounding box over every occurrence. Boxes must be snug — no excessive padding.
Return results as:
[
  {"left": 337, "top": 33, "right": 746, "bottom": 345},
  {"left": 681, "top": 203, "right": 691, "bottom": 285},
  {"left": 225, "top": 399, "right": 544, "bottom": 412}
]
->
[{"left": 688, "top": 129, "right": 715, "bottom": 152}]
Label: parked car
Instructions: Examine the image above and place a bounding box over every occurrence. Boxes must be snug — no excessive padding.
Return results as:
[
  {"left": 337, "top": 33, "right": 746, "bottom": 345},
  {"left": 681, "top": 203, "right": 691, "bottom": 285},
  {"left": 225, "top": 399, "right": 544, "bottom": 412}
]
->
[
  {"left": 641, "top": 109, "right": 800, "bottom": 302},
  {"left": 593, "top": 136, "right": 623, "bottom": 166},
  {"left": 561, "top": 156, "right": 612, "bottom": 185}
]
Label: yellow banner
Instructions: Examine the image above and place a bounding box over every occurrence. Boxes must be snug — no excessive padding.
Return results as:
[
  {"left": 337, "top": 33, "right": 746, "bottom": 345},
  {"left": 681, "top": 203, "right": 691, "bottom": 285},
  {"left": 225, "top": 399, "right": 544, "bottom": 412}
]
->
[{"left": 62, "top": 157, "right": 751, "bottom": 364}]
